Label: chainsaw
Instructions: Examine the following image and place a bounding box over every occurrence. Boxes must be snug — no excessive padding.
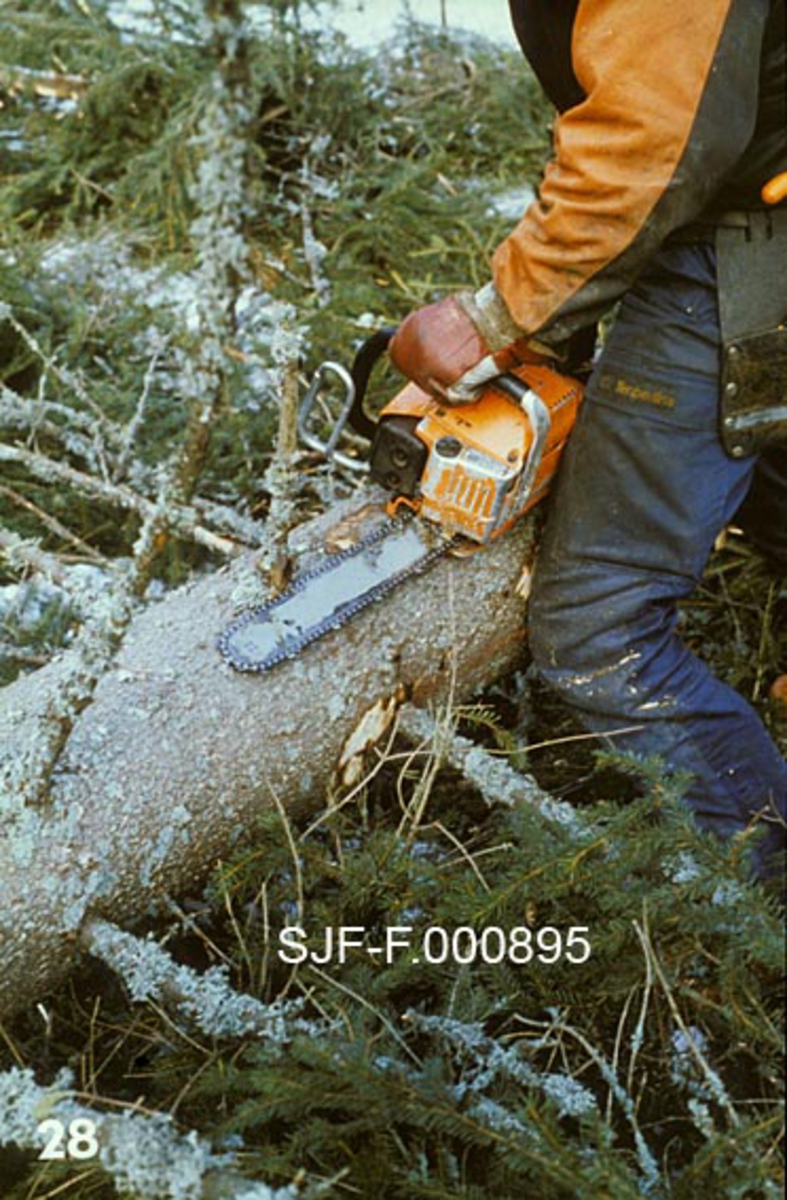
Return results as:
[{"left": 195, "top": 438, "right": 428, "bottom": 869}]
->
[{"left": 218, "top": 329, "right": 584, "bottom": 672}]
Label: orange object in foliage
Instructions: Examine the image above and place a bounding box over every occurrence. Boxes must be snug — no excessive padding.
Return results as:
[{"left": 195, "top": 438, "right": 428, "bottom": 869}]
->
[
  {"left": 770, "top": 675, "right": 787, "bottom": 711},
  {"left": 375, "top": 363, "right": 583, "bottom": 544},
  {"left": 762, "top": 173, "right": 787, "bottom": 206}
]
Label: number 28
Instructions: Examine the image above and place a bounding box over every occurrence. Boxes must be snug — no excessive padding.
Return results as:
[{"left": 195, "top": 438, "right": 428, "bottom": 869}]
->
[{"left": 37, "top": 1117, "right": 99, "bottom": 1160}]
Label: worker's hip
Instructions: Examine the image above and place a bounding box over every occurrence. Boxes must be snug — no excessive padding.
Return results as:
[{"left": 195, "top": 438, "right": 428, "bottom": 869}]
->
[
  {"left": 615, "top": 215, "right": 787, "bottom": 457},
  {"left": 578, "top": 237, "right": 787, "bottom": 570},
  {"left": 564, "top": 241, "right": 755, "bottom": 581}
]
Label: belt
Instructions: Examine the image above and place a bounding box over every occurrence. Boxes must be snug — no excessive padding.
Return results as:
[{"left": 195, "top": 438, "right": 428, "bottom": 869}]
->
[{"left": 669, "top": 205, "right": 787, "bottom": 244}]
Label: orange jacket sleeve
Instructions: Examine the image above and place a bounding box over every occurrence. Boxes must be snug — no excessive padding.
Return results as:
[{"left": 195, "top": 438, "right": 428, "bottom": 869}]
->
[{"left": 492, "top": 0, "right": 772, "bottom": 347}]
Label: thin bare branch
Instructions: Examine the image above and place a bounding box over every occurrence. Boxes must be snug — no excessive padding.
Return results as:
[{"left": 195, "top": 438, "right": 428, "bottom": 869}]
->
[{"left": 0, "top": 443, "right": 239, "bottom": 557}]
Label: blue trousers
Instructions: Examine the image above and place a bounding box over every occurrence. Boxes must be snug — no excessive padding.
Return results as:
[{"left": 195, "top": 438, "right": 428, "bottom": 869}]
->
[{"left": 529, "top": 241, "right": 787, "bottom": 880}]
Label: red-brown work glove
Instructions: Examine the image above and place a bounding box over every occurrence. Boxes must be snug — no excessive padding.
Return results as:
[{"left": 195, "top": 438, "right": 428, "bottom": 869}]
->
[{"left": 389, "top": 283, "right": 552, "bottom": 403}]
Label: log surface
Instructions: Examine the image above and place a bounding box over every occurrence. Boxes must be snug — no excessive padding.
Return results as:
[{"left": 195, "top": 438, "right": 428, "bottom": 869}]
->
[{"left": 0, "top": 494, "right": 536, "bottom": 1019}]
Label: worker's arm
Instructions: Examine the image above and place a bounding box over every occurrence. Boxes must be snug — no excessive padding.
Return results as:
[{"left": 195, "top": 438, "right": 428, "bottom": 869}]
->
[
  {"left": 390, "top": 0, "right": 772, "bottom": 398},
  {"left": 492, "top": 0, "right": 771, "bottom": 347}
]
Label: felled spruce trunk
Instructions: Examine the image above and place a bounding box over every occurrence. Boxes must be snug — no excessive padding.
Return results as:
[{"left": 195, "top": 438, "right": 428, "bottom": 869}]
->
[{"left": 0, "top": 494, "right": 536, "bottom": 1020}]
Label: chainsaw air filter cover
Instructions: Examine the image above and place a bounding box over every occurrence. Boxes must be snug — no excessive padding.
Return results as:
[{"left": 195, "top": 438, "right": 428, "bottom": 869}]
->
[{"left": 368, "top": 416, "right": 428, "bottom": 497}]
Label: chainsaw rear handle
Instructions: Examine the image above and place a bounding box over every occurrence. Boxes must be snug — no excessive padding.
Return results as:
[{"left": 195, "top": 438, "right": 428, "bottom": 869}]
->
[{"left": 348, "top": 327, "right": 537, "bottom": 436}]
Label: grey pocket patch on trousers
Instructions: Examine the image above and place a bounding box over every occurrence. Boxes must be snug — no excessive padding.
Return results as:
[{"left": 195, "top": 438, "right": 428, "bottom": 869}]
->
[{"left": 721, "top": 324, "right": 787, "bottom": 457}]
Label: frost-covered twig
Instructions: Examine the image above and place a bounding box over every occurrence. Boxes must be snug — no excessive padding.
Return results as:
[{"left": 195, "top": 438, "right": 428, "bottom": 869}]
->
[
  {"left": 296, "top": 136, "right": 334, "bottom": 308},
  {"left": 404, "top": 1009, "right": 604, "bottom": 1187},
  {"left": 0, "top": 393, "right": 265, "bottom": 549},
  {"left": 174, "top": 0, "right": 253, "bottom": 501},
  {"left": 633, "top": 919, "right": 740, "bottom": 1128},
  {"left": 0, "top": 643, "right": 50, "bottom": 666},
  {"left": 114, "top": 343, "right": 166, "bottom": 483},
  {"left": 399, "top": 706, "right": 588, "bottom": 838},
  {"left": 127, "top": 478, "right": 176, "bottom": 598},
  {"left": 0, "top": 384, "right": 118, "bottom": 443},
  {"left": 0, "top": 1066, "right": 302, "bottom": 1200},
  {"left": 261, "top": 305, "right": 305, "bottom": 552},
  {"left": 0, "top": 384, "right": 114, "bottom": 477},
  {"left": 80, "top": 917, "right": 319, "bottom": 1043},
  {"left": 516, "top": 1011, "right": 665, "bottom": 1196},
  {"left": 145, "top": 0, "right": 258, "bottom": 570},
  {"left": 193, "top": 497, "right": 268, "bottom": 548},
  {"left": 0, "top": 525, "right": 69, "bottom": 584},
  {"left": 0, "top": 306, "right": 115, "bottom": 471},
  {"left": 407, "top": 1011, "right": 599, "bottom": 1120},
  {"left": 0, "top": 443, "right": 238, "bottom": 558},
  {"left": 299, "top": 197, "right": 331, "bottom": 310},
  {"left": 0, "top": 483, "right": 106, "bottom": 563}
]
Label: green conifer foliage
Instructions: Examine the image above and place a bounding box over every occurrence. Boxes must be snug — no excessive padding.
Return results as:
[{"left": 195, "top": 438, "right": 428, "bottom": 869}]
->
[{"left": 0, "top": 5, "right": 783, "bottom": 1198}]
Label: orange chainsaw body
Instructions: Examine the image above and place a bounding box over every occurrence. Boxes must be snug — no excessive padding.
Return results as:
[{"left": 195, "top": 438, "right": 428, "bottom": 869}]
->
[{"left": 370, "top": 363, "right": 584, "bottom": 543}]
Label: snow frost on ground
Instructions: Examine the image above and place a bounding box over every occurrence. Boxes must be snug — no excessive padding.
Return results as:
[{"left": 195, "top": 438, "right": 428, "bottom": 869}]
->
[
  {"left": 37, "top": 232, "right": 282, "bottom": 409},
  {"left": 107, "top": 0, "right": 519, "bottom": 48},
  {"left": 302, "top": 0, "right": 519, "bottom": 47},
  {"left": 488, "top": 182, "right": 536, "bottom": 221}
]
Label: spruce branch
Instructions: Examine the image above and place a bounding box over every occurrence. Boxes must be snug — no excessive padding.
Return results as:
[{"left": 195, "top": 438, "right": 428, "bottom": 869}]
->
[
  {"left": 399, "top": 705, "right": 586, "bottom": 837},
  {"left": 0, "top": 1066, "right": 304, "bottom": 1200},
  {"left": 0, "top": 385, "right": 114, "bottom": 477},
  {"left": 0, "top": 386, "right": 114, "bottom": 443},
  {"left": 0, "top": 397, "right": 266, "bottom": 547},
  {"left": 0, "top": 483, "right": 107, "bottom": 564},
  {"left": 0, "top": 442, "right": 239, "bottom": 558},
  {"left": 80, "top": 918, "right": 316, "bottom": 1044},
  {"left": 0, "top": 524, "right": 70, "bottom": 585},
  {"left": 298, "top": 146, "right": 333, "bottom": 310},
  {"left": 0, "top": 64, "right": 88, "bottom": 101},
  {"left": 262, "top": 306, "right": 303, "bottom": 539},
  {"left": 254, "top": 305, "right": 306, "bottom": 587},
  {"left": 174, "top": 0, "right": 253, "bottom": 504},
  {"left": 514, "top": 1011, "right": 664, "bottom": 1196},
  {"left": 0, "top": 306, "right": 115, "bottom": 472},
  {"left": 633, "top": 917, "right": 741, "bottom": 1129}
]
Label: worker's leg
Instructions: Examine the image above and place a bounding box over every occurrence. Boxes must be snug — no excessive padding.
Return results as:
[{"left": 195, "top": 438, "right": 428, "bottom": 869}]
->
[{"left": 528, "top": 241, "right": 786, "bottom": 879}]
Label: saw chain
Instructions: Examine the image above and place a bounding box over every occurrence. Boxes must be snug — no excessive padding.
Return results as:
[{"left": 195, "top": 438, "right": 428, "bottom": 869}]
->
[{"left": 218, "top": 512, "right": 457, "bottom": 673}]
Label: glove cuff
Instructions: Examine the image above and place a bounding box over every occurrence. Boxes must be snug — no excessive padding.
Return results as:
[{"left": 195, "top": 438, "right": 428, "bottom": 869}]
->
[
  {"left": 456, "top": 283, "right": 557, "bottom": 361},
  {"left": 456, "top": 283, "right": 522, "bottom": 351}
]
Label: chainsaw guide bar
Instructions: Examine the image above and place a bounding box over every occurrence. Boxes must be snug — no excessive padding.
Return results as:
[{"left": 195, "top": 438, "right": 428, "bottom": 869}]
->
[{"left": 218, "top": 513, "right": 457, "bottom": 673}]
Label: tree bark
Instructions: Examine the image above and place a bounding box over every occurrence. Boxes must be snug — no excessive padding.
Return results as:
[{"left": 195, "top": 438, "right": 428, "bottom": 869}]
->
[{"left": 0, "top": 492, "right": 537, "bottom": 1020}]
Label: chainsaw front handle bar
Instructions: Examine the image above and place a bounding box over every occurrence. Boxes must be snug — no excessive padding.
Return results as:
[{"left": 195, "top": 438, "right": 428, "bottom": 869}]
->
[
  {"left": 347, "top": 327, "right": 547, "bottom": 438},
  {"left": 296, "top": 328, "right": 397, "bottom": 470},
  {"left": 494, "top": 375, "right": 552, "bottom": 505},
  {"left": 299, "top": 329, "right": 552, "bottom": 485},
  {"left": 298, "top": 360, "right": 370, "bottom": 473}
]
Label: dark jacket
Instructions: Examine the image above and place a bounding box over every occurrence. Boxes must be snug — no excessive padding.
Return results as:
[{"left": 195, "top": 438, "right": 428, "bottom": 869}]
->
[{"left": 494, "top": 0, "right": 787, "bottom": 347}]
